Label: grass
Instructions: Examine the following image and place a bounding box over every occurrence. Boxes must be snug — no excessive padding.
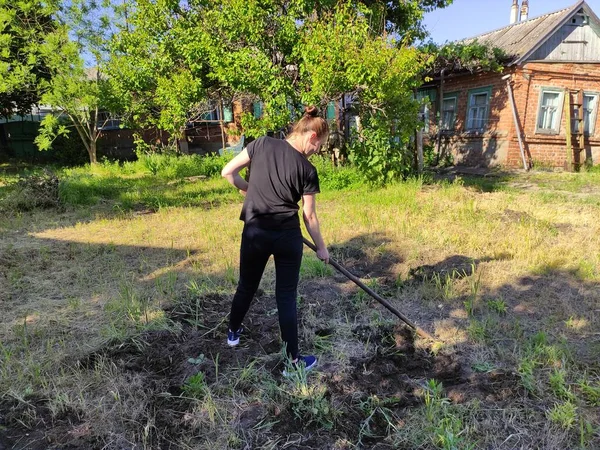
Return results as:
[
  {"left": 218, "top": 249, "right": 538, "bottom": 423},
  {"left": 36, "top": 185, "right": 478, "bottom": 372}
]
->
[{"left": 0, "top": 161, "right": 599, "bottom": 448}]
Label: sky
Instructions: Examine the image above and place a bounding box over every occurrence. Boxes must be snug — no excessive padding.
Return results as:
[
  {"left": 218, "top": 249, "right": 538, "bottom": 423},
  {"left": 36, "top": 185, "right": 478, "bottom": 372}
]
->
[{"left": 422, "top": 0, "right": 600, "bottom": 43}]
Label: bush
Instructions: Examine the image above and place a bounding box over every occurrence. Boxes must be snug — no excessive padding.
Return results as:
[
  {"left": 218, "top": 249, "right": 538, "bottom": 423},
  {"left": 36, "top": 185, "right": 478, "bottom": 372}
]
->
[
  {"left": 0, "top": 170, "right": 60, "bottom": 211},
  {"left": 311, "top": 156, "right": 363, "bottom": 191},
  {"left": 133, "top": 151, "right": 233, "bottom": 179},
  {"left": 348, "top": 123, "right": 413, "bottom": 185}
]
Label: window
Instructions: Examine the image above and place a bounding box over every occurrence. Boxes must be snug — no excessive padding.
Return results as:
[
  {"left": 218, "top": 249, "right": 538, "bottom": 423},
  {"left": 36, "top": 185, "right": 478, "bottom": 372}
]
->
[
  {"left": 536, "top": 89, "right": 564, "bottom": 134},
  {"left": 441, "top": 94, "right": 457, "bottom": 130},
  {"left": 326, "top": 101, "right": 336, "bottom": 120},
  {"left": 419, "top": 103, "right": 430, "bottom": 133},
  {"left": 416, "top": 88, "right": 436, "bottom": 133},
  {"left": 466, "top": 87, "right": 492, "bottom": 132},
  {"left": 572, "top": 93, "right": 598, "bottom": 135},
  {"left": 253, "top": 102, "right": 263, "bottom": 119}
]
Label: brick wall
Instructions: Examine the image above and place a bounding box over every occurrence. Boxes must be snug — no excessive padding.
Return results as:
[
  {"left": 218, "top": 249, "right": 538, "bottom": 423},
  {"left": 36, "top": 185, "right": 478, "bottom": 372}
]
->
[
  {"left": 425, "top": 71, "right": 514, "bottom": 167},
  {"left": 424, "top": 63, "right": 600, "bottom": 168},
  {"left": 508, "top": 62, "right": 600, "bottom": 168}
]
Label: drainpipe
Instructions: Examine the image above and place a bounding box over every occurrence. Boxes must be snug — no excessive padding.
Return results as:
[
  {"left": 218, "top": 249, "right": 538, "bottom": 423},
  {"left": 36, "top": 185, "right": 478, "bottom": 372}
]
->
[
  {"left": 503, "top": 73, "right": 529, "bottom": 170},
  {"left": 436, "top": 67, "right": 447, "bottom": 164}
]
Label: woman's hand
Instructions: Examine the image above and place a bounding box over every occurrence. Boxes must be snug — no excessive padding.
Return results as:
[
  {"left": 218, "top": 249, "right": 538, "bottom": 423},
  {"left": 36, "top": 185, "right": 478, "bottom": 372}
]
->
[{"left": 316, "top": 247, "right": 329, "bottom": 264}]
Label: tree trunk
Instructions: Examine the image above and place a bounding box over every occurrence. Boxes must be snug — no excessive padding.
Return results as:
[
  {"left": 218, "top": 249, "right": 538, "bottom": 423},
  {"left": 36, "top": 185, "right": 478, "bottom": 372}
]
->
[{"left": 89, "top": 140, "right": 97, "bottom": 164}]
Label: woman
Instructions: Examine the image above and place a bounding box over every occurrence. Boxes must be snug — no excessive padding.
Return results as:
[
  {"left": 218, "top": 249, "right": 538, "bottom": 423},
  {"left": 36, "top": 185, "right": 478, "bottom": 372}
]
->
[{"left": 221, "top": 106, "right": 329, "bottom": 373}]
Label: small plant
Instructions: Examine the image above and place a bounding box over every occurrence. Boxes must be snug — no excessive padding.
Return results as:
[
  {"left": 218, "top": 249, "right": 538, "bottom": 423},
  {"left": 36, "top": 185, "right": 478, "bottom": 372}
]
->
[
  {"left": 183, "top": 372, "right": 208, "bottom": 399},
  {"left": 547, "top": 401, "right": 577, "bottom": 429},
  {"left": 352, "top": 278, "right": 380, "bottom": 308},
  {"left": 422, "top": 379, "right": 474, "bottom": 450},
  {"left": 472, "top": 362, "right": 495, "bottom": 373},
  {"left": 281, "top": 354, "right": 336, "bottom": 430},
  {"left": 300, "top": 256, "right": 333, "bottom": 278},
  {"left": 357, "top": 395, "right": 400, "bottom": 445},
  {"left": 518, "top": 358, "right": 537, "bottom": 393},
  {"left": 486, "top": 298, "right": 507, "bottom": 314},
  {"left": 464, "top": 265, "right": 482, "bottom": 316},
  {"left": 467, "top": 319, "right": 488, "bottom": 343},
  {"left": 188, "top": 354, "right": 205, "bottom": 365},
  {"left": 549, "top": 368, "right": 574, "bottom": 401},
  {"left": 577, "top": 377, "right": 600, "bottom": 406}
]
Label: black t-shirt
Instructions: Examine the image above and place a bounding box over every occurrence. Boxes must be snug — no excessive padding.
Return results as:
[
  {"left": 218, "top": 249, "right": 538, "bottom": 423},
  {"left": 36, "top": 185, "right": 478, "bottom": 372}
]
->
[{"left": 240, "top": 136, "right": 320, "bottom": 229}]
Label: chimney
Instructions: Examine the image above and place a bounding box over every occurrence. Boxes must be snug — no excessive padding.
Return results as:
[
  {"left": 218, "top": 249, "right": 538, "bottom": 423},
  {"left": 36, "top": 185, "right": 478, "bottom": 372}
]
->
[
  {"left": 520, "top": 0, "right": 529, "bottom": 21},
  {"left": 510, "top": 0, "right": 519, "bottom": 24}
]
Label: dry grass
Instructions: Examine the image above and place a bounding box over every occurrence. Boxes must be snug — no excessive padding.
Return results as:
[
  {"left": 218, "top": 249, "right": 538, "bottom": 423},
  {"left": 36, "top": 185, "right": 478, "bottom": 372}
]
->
[{"left": 0, "top": 169, "right": 599, "bottom": 448}]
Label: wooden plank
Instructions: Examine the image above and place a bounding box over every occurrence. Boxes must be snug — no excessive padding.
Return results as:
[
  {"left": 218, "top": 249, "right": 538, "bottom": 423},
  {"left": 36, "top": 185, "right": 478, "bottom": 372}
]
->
[{"left": 564, "top": 89, "right": 573, "bottom": 171}]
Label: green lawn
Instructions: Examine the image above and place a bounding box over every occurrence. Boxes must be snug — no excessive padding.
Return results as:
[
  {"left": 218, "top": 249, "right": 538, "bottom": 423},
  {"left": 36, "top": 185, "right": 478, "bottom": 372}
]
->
[{"left": 0, "top": 162, "right": 599, "bottom": 449}]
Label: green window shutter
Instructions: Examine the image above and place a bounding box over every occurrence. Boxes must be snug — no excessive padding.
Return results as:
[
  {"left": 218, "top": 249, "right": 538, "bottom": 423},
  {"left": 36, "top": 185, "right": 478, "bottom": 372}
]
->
[
  {"left": 253, "top": 102, "right": 263, "bottom": 119},
  {"left": 223, "top": 106, "right": 233, "bottom": 122},
  {"left": 326, "top": 101, "right": 336, "bottom": 120}
]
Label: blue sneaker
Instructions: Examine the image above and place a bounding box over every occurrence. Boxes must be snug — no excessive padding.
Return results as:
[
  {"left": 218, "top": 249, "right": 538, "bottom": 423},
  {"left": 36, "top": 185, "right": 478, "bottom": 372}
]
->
[
  {"left": 227, "top": 327, "right": 243, "bottom": 346},
  {"left": 283, "top": 355, "right": 318, "bottom": 376}
]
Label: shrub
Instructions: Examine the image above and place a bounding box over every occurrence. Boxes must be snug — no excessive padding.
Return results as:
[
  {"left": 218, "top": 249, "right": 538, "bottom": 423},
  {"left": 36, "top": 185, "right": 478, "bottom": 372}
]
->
[{"left": 0, "top": 170, "right": 60, "bottom": 211}]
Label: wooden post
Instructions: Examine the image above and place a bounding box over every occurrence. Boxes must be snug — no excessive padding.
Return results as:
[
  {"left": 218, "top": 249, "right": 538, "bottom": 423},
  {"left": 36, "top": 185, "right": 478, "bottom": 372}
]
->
[
  {"left": 564, "top": 89, "right": 572, "bottom": 172},
  {"left": 577, "top": 90, "right": 584, "bottom": 149},
  {"left": 219, "top": 98, "right": 226, "bottom": 154},
  {"left": 417, "top": 128, "right": 423, "bottom": 174}
]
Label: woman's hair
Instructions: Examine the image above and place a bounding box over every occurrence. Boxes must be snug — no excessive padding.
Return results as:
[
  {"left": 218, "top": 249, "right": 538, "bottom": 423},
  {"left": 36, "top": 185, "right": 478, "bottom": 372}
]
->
[{"left": 289, "top": 106, "right": 329, "bottom": 139}]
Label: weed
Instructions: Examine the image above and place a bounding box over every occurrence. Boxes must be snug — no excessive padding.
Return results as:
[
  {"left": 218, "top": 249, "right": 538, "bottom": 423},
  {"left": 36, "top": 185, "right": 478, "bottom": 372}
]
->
[
  {"left": 486, "top": 298, "right": 507, "bottom": 314},
  {"left": 518, "top": 358, "right": 537, "bottom": 393},
  {"left": 300, "top": 256, "right": 334, "bottom": 278},
  {"left": 464, "top": 264, "right": 482, "bottom": 316},
  {"left": 357, "top": 395, "right": 400, "bottom": 445},
  {"left": 467, "top": 319, "right": 488, "bottom": 343},
  {"left": 549, "top": 368, "right": 575, "bottom": 401},
  {"left": 472, "top": 362, "right": 495, "bottom": 373},
  {"left": 281, "top": 355, "right": 336, "bottom": 430},
  {"left": 422, "top": 380, "right": 475, "bottom": 450},
  {"left": 577, "top": 377, "right": 600, "bottom": 406},
  {"left": 183, "top": 372, "right": 208, "bottom": 399},
  {"left": 547, "top": 401, "right": 577, "bottom": 429}
]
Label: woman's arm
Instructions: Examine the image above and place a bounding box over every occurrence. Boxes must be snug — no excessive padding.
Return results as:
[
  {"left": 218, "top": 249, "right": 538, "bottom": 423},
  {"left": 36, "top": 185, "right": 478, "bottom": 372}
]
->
[
  {"left": 221, "top": 149, "right": 251, "bottom": 193},
  {"left": 302, "top": 193, "right": 329, "bottom": 263}
]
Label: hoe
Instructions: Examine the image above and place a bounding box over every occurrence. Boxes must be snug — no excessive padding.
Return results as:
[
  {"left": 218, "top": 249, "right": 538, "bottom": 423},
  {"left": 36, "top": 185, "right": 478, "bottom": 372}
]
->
[{"left": 303, "top": 237, "right": 436, "bottom": 341}]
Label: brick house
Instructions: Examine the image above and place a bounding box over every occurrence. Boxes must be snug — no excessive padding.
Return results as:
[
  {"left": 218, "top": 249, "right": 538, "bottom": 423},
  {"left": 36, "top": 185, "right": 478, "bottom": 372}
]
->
[{"left": 419, "top": 0, "right": 600, "bottom": 169}]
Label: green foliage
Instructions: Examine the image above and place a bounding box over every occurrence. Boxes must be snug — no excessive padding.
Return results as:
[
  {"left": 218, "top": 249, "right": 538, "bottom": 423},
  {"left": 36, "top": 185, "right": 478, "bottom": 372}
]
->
[
  {"left": 57, "top": 154, "right": 235, "bottom": 207},
  {"left": 310, "top": 156, "right": 363, "bottom": 191},
  {"left": 183, "top": 372, "right": 208, "bottom": 399},
  {"left": 423, "top": 40, "right": 510, "bottom": 75},
  {"left": 423, "top": 380, "right": 475, "bottom": 450},
  {"left": 0, "top": 0, "right": 56, "bottom": 117},
  {"left": 110, "top": 0, "right": 431, "bottom": 183},
  {"left": 281, "top": 360, "right": 335, "bottom": 430},
  {"left": 547, "top": 401, "right": 578, "bottom": 430},
  {"left": 486, "top": 298, "right": 508, "bottom": 314},
  {"left": 300, "top": 256, "right": 333, "bottom": 278},
  {"left": 348, "top": 119, "right": 414, "bottom": 185}
]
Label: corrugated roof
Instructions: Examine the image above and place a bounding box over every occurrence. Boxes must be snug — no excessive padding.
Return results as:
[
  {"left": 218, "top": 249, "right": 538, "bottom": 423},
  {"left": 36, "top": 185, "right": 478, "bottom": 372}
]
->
[{"left": 461, "top": 0, "right": 585, "bottom": 64}]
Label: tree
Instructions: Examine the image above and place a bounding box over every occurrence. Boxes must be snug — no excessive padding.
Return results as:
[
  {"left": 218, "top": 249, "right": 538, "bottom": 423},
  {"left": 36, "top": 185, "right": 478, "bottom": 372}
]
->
[
  {"left": 109, "top": 0, "right": 452, "bottom": 179},
  {"left": 0, "top": 0, "right": 57, "bottom": 118},
  {"left": 35, "top": 0, "right": 125, "bottom": 164}
]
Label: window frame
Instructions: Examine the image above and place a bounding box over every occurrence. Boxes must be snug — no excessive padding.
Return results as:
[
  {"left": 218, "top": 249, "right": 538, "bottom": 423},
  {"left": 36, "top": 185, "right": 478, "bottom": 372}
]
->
[
  {"left": 535, "top": 87, "right": 565, "bottom": 135},
  {"left": 441, "top": 92, "right": 459, "bottom": 131},
  {"left": 580, "top": 92, "right": 599, "bottom": 136},
  {"left": 465, "top": 86, "right": 492, "bottom": 132}
]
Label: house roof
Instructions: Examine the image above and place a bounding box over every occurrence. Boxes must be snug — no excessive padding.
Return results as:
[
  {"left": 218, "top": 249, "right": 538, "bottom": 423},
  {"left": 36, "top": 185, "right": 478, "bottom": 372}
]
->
[{"left": 461, "top": 0, "right": 599, "bottom": 65}]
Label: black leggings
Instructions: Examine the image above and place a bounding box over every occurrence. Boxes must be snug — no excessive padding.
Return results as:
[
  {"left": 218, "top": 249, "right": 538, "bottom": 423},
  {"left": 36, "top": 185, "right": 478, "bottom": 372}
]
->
[{"left": 229, "top": 224, "right": 303, "bottom": 358}]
